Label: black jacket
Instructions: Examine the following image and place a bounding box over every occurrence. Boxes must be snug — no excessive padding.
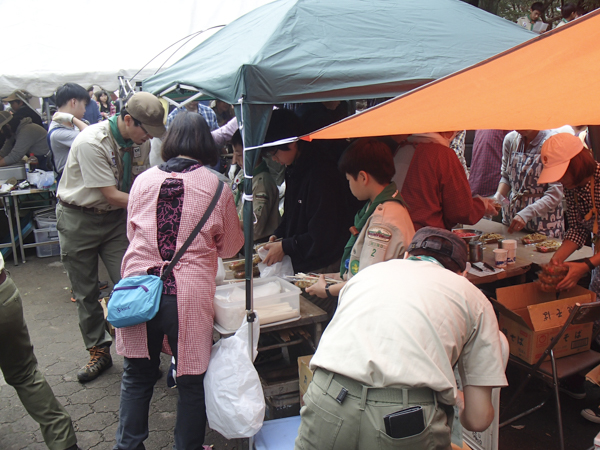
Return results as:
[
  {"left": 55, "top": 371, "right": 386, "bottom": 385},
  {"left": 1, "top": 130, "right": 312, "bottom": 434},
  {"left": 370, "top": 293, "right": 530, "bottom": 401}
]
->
[{"left": 275, "top": 145, "right": 353, "bottom": 273}]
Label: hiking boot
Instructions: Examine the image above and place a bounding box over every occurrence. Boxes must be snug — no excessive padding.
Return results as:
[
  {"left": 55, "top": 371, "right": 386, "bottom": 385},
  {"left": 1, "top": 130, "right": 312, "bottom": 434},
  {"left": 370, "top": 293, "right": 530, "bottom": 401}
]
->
[{"left": 77, "top": 346, "right": 112, "bottom": 382}]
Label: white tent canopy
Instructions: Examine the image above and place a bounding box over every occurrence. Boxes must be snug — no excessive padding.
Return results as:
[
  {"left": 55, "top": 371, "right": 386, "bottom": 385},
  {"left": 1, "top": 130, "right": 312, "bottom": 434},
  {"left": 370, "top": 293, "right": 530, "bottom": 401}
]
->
[{"left": 0, "top": 0, "right": 274, "bottom": 98}]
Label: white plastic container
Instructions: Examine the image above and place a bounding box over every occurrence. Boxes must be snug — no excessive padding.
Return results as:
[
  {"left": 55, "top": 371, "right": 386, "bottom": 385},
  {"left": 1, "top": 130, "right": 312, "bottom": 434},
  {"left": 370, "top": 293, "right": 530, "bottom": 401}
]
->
[
  {"left": 33, "top": 228, "right": 60, "bottom": 258},
  {"left": 213, "top": 276, "right": 301, "bottom": 332},
  {"left": 595, "top": 431, "right": 600, "bottom": 450}
]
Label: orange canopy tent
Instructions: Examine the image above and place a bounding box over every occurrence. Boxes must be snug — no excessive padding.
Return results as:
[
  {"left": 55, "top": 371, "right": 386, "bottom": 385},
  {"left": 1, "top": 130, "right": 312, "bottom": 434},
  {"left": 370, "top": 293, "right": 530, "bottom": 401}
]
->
[{"left": 302, "top": 9, "right": 600, "bottom": 141}]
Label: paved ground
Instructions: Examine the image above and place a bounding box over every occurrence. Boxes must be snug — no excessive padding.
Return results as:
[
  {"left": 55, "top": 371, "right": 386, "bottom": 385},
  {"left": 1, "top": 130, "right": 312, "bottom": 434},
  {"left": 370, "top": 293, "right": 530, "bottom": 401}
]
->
[
  {"left": 0, "top": 252, "right": 247, "bottom": 450},
  {"left": 2, "top": 251, "right": 600, "bottom": 450}
]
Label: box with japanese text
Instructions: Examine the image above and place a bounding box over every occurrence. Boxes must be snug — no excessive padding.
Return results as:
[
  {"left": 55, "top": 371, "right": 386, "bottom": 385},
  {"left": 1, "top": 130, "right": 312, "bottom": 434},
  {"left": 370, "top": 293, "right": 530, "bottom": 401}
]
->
[
  {"left": 298, "top": 355, "right": 313, "bottom": 407},
  {"left": 492, "top": 283, "right": 595, "bottom": 364}
]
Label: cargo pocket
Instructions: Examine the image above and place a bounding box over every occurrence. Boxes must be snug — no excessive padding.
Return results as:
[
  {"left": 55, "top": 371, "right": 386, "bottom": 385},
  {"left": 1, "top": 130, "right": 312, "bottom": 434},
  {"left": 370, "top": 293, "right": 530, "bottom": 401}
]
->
[{"left": 296, "top": 393, "right": 344, "bottom": 450}]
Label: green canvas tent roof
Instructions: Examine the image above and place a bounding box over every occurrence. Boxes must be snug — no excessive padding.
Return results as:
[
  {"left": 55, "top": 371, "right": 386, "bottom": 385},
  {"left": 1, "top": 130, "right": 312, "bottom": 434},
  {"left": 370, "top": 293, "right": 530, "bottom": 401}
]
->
[
  {"left": 143, "top": 0, "right": 534, "bottom": 108},
  {"left": 142, "top": 0, "right": 536, "bottom": 307}
]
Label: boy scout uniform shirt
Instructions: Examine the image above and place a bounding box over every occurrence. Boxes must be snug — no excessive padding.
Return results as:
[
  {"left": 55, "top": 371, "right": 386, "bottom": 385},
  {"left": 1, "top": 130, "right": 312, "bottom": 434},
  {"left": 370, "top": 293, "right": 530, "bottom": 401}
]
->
[
  {"left": 57, "top": 121, "right": 124, "bottom": 211},
  {"left": 347, "top": 201, "right": 415, "bottom": 278},
  {"left": 234, "top": 161, "right": 281, "bottom": 241},
  {"left": 311, "top": 259, "right": 508, "bottom": 405},
  {"left": 131, "top": 140, "right": 151, "bottom": 180}
]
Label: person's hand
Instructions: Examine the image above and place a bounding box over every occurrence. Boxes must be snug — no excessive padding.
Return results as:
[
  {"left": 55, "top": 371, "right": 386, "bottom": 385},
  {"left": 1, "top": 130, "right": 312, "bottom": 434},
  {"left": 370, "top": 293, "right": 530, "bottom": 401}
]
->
[
  {"left": 482, "top": 198, "right": 500, "bottom": 216},
  {"left": 268, "top": 235, "right": 278, "bottom": 242},
  {"left": 263, "top": 241, "right": 285, "bottom": 266},
  {"left": 306, "top": 275, "right": 328, "bottom": 298},
  {"left": 508, "top": 215, "right": 526, "bottom": 233},
  {"left": 456, "top": 389, "right": 465, "bottom": 417},
  {"left": 556, "top": 262, "right": 589, "bottom": 291},
  {"left": 52, "top": 112, "right": 74, "bottom": 127}
]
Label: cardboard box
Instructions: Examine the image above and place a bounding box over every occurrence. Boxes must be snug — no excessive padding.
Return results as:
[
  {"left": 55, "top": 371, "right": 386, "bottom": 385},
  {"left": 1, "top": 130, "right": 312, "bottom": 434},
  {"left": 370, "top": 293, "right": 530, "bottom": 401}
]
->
[
  {"left": 492, "top": 283, "right": 595, "bottom": 364},
  {"left": 298, "top": 355, "right": 313, "bottom": 406}
]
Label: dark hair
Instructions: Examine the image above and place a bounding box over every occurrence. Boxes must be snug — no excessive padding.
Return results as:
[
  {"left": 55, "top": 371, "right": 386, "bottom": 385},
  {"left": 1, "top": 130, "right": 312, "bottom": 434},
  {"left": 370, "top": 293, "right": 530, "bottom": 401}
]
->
[
  {"left": 561, "top": 3, "right": 577, "bottom": 19},
  {"left": 56, "top": 83, "right": 90, "bottom": 108},
  {"left": 161, "top": 112, "right": 218, "bottom": 165},
  {"left": 576, "top": 6, "right": 586, "bottom": 16},
  {"left": 87, "top": 86, "right": 94, "bottom": 93},
  {"left": 338, "top": 138, "right": 395, "bottom": 185},
  {"left": 231, "top": 129, "right": 243, "bottom": 147},
  {"left": 565, "top": 148, "right": 597, "bottom": 185},
  {"left": 531, "top": 2, "right": 544, "bottom": 12},
  {"left": 264, "top": 108, "right": 302, "bottom": 149},
  {"left": 119, "top": 107, "right": 142, "bottom": 127},
  {"left": 95, "top": 90, "right": 110, "bottom": 104}
]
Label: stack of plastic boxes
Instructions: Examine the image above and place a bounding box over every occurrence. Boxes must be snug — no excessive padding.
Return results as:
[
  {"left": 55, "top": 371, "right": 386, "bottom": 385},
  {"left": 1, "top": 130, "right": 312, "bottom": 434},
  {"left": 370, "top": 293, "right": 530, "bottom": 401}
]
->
[{"left": 33, "top": 208, "right": 60, "bottom": 258}]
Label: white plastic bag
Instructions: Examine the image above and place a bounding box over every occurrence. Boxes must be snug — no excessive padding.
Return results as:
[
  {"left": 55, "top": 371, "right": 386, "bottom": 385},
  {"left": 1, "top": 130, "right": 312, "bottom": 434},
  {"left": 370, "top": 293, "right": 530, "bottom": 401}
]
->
[
  {"left": 215, "top": 257, "right": 225, "bottom": 286},
  {"left": 204, "top": 316, "right": 265, "bottom": 438},
  {"left": 257, "top": 246, "right": 294, "bottom": 278}
]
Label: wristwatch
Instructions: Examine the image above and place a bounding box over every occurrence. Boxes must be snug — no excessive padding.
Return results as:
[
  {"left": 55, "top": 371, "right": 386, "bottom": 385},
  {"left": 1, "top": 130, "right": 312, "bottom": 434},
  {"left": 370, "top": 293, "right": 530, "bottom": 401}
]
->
[
  {"left": 583, "top": 257, "right": 596, "bottom": 272},
  {"left": 325, "top": 283, "right": 335, "bottom": 299}
]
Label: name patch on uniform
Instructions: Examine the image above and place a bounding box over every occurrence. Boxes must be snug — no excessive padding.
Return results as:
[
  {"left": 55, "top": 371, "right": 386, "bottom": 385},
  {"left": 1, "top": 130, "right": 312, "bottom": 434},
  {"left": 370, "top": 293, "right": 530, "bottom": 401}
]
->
[{"left": 367, "top": 227, "right": 392, "bottom": 242}]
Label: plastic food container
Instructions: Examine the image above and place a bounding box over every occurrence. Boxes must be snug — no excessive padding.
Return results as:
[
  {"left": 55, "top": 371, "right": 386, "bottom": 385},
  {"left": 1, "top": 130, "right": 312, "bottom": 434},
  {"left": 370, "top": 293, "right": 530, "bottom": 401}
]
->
[{"left": 213, "top": 276, "right": 301, "bottom": 332}]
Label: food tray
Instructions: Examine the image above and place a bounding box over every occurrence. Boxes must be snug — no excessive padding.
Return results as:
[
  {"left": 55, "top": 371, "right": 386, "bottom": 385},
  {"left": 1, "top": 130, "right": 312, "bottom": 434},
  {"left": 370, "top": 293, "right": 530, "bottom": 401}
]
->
[
  {"left": 452, "top": 228, "right": 483, "bottom": 244},
  {"left": 213, "top": 276, "right": 300, "bottom": 332},
  {"left": 478, "top": 233, "right": 504, "bottom": 244}
]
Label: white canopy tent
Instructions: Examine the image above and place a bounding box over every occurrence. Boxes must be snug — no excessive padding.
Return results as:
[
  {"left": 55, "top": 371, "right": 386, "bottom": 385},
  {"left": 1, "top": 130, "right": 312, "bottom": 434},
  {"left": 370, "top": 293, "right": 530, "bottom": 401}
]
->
[{"left": 0, "top": 0, "right": 275, "bottom": 98}]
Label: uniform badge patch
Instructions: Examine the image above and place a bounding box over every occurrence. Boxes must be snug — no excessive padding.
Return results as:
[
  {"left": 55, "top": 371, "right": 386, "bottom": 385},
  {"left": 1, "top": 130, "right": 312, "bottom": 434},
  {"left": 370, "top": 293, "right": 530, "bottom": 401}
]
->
[
  {"left": 367, "top": 227, "right": 392, "bottom": 242},
  {"left": 350, "top": 259, "right": 360, "bottom": 275}
]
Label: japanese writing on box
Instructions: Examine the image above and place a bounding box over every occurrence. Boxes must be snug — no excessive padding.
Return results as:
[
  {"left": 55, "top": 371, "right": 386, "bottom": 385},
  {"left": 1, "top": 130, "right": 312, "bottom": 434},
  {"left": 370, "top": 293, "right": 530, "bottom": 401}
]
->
[{"left": 543, "top": 311, "right": 551, "bottom": 321}]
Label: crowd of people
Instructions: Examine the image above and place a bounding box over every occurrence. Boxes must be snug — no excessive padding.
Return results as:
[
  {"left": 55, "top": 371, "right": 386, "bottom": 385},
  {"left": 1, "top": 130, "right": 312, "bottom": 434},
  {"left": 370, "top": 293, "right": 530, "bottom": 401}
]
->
[{"left": 0, "top": 63, "right": 599, "bottom": 449}]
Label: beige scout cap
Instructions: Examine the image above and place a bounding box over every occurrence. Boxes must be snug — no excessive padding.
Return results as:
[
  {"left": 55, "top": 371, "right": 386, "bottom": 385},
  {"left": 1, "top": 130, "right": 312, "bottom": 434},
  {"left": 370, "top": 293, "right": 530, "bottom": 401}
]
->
[
  {"left": 537, "top": 133, "right": 584, "bottom": 184},
  {"left": 2, "top": 90, "right": 29, "bottom": 103},
  {"left": 125, "top": 92, "right": 166, "bottom": 138},
  {"left": 0, "top": 111, "right": 12, "bottom": 129}
]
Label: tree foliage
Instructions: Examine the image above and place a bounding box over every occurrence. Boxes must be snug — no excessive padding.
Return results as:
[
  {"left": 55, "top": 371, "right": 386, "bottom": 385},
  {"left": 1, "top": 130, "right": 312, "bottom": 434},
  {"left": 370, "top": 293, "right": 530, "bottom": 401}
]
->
[{"left": 467, "top": 0, "right": 599, "bottom": 27}]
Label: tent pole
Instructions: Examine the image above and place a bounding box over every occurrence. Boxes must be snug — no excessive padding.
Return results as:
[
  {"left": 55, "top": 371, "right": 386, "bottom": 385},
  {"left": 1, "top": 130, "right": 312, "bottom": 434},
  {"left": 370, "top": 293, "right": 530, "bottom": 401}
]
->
[{"left": 240, "top": 96, "right": 257, "bottom": 450}]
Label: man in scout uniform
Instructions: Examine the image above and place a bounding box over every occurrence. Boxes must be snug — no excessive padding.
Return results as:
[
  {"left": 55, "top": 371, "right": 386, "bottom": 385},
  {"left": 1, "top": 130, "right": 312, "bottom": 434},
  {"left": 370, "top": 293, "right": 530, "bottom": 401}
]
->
[
  {"left": 56, "top": 92, "right": 165, "bottom": 382},
  {"left": 517, "top": 2, "right": 547, "bottom": 33},
  {"left": 296, "top": 228, "right": 507, "bottom": 449},
  {"left": 307, "top": 138, "right": 415, "bottom": 299},
  {"left": 230, "top": 130, "right": 280, "bottom": 242}
]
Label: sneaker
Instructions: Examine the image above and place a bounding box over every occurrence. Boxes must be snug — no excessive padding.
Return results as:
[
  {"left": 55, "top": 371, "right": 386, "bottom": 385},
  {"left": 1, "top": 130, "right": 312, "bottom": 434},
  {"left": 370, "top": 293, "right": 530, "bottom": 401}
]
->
[
  {"left": 77, "top": 346, "right": 112, "bottom": 382},
  {"left": 559, "top": 375, "right": 586, "bottom": 399},
  {"left": 582, "top": 405, "right": 600, "bottom": 424}
]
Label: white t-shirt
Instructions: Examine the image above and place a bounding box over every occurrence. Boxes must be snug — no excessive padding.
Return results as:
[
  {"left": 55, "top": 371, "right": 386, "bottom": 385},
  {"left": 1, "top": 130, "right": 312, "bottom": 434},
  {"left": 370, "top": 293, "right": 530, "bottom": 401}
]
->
[{"left": 310, "top": 258, "right": 507, "bottom": 405}]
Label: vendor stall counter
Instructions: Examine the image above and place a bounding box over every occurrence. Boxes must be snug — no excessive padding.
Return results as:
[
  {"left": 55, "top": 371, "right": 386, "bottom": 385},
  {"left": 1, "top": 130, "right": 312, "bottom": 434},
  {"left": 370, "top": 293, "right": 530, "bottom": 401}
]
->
[{"left": 465, "top": 219, "right": 592, "bottom": 286}]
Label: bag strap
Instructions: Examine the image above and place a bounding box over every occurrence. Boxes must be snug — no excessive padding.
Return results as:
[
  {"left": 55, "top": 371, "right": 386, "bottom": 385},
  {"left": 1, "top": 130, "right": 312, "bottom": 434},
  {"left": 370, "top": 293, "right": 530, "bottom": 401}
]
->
[{"left": 160, "top": 180, "right": 224, "bottom": 281}]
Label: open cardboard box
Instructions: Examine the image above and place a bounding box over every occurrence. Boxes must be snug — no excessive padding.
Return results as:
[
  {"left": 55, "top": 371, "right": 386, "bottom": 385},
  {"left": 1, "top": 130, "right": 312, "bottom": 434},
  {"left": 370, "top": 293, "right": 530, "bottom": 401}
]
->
[{"left": 492, "top": 283, "right": 595, "bottom": 364}]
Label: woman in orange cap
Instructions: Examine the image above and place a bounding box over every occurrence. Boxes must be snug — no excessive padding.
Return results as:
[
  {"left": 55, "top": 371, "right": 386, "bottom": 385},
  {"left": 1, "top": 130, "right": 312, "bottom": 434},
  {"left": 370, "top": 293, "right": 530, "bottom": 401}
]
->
[{"left": 538, "top": 133, "right": 599, "bottom": 292}]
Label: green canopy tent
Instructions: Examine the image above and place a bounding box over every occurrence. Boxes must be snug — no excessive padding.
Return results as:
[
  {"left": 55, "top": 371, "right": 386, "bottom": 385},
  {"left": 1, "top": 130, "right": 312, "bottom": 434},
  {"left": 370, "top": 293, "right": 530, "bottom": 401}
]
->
[{"left": 143, "top": 0, "right": 534, "bottom": 335}]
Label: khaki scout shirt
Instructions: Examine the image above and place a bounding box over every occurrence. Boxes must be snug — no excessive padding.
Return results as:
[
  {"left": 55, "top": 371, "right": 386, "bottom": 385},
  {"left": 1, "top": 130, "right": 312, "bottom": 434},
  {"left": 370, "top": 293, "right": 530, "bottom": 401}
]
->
[
  {"left": 57, "top": 121, "right": 124, "bottom": 211},
  {"left": 347, "top": 201, "right": 415, "bottom": 279},
  {"left": 236, "top": 161, "right": 281, "bottom": 241},
  {"left": 131, "top": 140, "right": 151, "bottom": 180}
]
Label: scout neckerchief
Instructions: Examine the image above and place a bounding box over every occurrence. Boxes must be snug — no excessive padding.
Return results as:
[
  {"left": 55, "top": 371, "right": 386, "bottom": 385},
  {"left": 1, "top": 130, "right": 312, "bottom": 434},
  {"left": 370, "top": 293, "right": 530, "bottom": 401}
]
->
[
  {"left": 340, "top": 181, "right": 407, "bottom": 276},
  {"left": 527, "top": 14, "right": 537, "bottom": 31},
  {"left": 109, "top": 114, "right": 134, "bottom": 193},
  {"left": 407, "top": 255, "right": 445, "bottom": 268}
]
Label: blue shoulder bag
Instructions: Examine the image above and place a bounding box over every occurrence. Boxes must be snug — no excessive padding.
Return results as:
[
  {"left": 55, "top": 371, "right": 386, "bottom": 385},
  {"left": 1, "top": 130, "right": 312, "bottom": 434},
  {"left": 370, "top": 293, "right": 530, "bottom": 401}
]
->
[{"left": 107, "top": 181, "right": 224, "bottom": 328}]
